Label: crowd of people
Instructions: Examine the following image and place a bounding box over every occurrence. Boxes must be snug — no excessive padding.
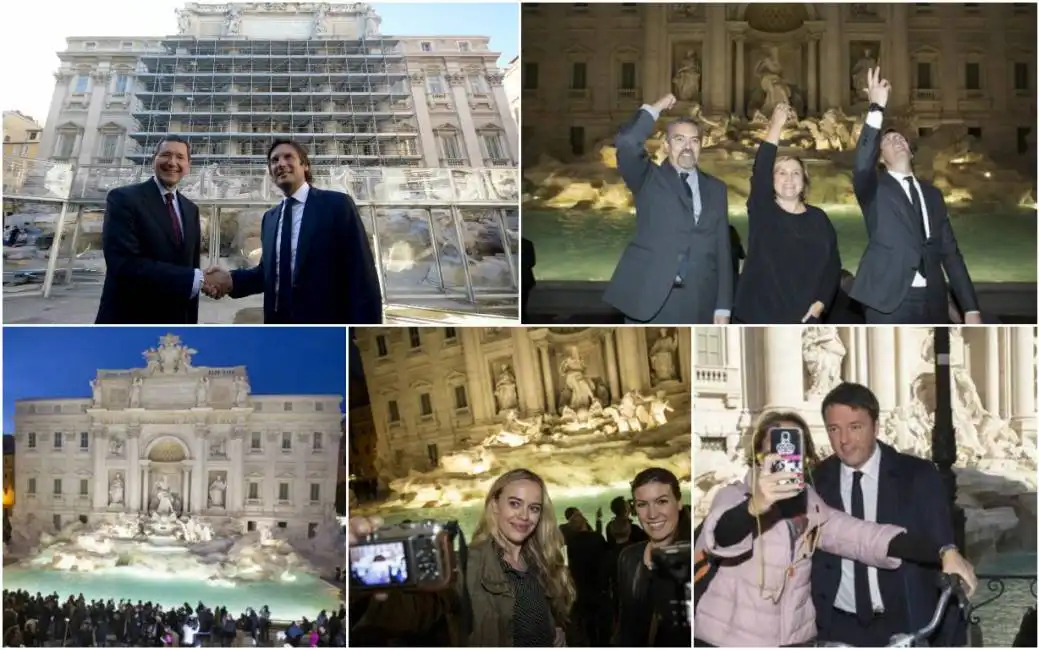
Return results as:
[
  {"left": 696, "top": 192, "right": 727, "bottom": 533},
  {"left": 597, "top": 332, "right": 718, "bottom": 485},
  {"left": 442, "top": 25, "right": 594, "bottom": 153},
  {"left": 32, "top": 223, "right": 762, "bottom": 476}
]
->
[
  {"left": 1, "top": 590, "right": 346, "bottom": 647},
  {"left": 349, "top": 467, "right": 691, "bottom": 647}
]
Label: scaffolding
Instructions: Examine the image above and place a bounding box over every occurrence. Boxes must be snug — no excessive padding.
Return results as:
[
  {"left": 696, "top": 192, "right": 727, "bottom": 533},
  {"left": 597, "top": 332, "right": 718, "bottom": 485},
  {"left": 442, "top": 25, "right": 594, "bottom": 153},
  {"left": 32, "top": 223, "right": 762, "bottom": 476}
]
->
[{"left": 3, "top": 157, "right": 519, "bottom": 318}]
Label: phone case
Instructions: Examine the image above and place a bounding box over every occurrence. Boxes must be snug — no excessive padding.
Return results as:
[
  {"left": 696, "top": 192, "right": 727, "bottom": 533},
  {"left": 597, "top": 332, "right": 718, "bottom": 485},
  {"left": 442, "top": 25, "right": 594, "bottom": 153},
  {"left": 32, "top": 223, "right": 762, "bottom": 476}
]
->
[{"left": 769, "top": 428, "right": 804, "bottom": 477}]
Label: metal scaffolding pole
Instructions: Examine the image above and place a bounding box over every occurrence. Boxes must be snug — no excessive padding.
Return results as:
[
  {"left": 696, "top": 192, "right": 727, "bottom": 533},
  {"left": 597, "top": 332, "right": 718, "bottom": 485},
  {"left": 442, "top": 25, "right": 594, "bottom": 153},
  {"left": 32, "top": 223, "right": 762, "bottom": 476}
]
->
[{"left": 42, "top": 201, "right": 71, "bottom": 298}]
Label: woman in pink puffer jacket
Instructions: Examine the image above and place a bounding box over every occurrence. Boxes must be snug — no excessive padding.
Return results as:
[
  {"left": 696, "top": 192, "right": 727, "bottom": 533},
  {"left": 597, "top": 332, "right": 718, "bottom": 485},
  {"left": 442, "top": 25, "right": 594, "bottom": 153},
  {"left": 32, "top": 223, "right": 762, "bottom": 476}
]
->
[{"left": 694, "top": 411, "right": 957, "bottom": 648}]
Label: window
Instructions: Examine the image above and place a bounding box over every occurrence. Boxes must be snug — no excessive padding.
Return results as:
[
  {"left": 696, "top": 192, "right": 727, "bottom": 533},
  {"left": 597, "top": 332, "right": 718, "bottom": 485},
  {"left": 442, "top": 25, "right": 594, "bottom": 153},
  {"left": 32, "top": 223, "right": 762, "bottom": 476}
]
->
[
  {"left": 468, "top": 73, "right": 488, "bottom": 94},
  {"left": 80, "top": 431, "right": 89, "bottom": 449},
  {"left": 308, "top": 523, "right": 318, "bottom": 538},
  {"left": 387, "top": 400, "right": 401, "bottom": 423},
  {"left": 53, "top": 514, "right": 62, "bottom": 530},
  {"left": 73, "top": 74, "right": 89, "bottom": 93},
  {"left": 53, "top": 478, "right": 62, "bottom": 495},
  {"left": 80, "top": 479, "right": 88, "bottom": 496},
  {"left": 444, "top": 327, "right": 456, "bottom": 340},
  {"left": 522, "top": 62, "right": 539, "bottom": 90},
  {"left": 310, "top": 483, "right": 320, "bottom": 502},
  {"left": 28, "top": 433, "right": 36, "bottom": 449},
  {"left": 1017, "top": 127, "right": 1031, "bottom": 154},
  {"left": 1014, "top": 62, "right": 1029, "bottom": 91},
  {"left": 420, "top": 41, "right": 432, "bottom": 52},
  {"left": 426, "top": 74, "right": 446, "bottom": 94},
  {"left": 570, "top": 62, "right": 588, "bottom": 90},
  {"left": 248, "top": 482, "right": 259, "bottom": 500},
  {"left": 419, "top": 393, "right": 433, "bottom": 416},
  {"left": 696, "top": 329, "right": 725, "bottom": 366},
  {"left": 277, "top": 521, "right": 287, "bottom": 529},
  {"left": 570, "top": 126, "right": 586, "bottom": 156},
  {"left": 85, "top": 42, "right": 97, "bottom": 51},
  {"left": 284, "top": 401, "right": 293, "bottom": 412},
  {"left": 483, "top": 134, "right": 505, "bottom": 160},
  {"left": 427, "top": 444, "right": 439, "bottom": 465},
  {"left": 315, "top": 402, "right": 324, "bottom": 412},
  {"left": 281, "top": 432, "right": 292, "bottom": 450},
  {"left": 967, "top": 127, "right": 982, "bottom": 140},
  {"left": 114, "top": 74, "right": 129, "bottom": 94},
  {"left": 916, "top": 62, "right": 933, "bottom": 89},
  {"left": 27, "top": 478, "right": 36, "bottom": 495},
  {"left": 121, "top": 41, "right": 133, "bottom": 50},
  {"left": 965, "top": 62, "right": 981, "bottom": 90},
  {"left": 376, "top": 335, "right": 389, "bottom": 357},
  {"left": 457, "top": 41, "right": 471, "bottom": 52},
  {"left": 312, "top": 432, "right": 323, "bottom": 451},
  {"left": 918, "top": 127, "right": 934, "bottom": 138},
  {"left": 247, "top": 521, "right": 256, "bottom": 532},
  {"left": 55, "top": 132, "right": 75, "bottom": 159},
  {"left": 278, "top": 483, "right": 289, "bottom": 501},
  {"left": 251, "top": 431, "right": 262, "bottom": 450},
  {"left": 99, "top": 134, "right": 119, "bottom": 161},
  {"left": 409, "top": 327, "right": 422, "bottom": 348},
  {"left": 454, "top": 384, "right": 469, "bottom": 409},
  {"left": 438, "top": 132, "right": 462, "bottom": 160},
  {"left": 619, "top": 62, "right": 637, "bottom": 90},
  {"left": 963, "top": 3, "right": 980, "bottom": 13},
  {"left": 54, "top": 433, "right": 63, "bottom": 449}
]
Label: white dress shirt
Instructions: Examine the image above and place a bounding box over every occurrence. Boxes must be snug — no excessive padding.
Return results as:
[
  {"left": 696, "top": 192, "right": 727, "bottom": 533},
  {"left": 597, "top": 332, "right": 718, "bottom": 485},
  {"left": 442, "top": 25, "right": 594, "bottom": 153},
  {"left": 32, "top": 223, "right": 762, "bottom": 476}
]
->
[
  {"left": 152, "top": 176, "right": 202, "bottom": 299},
  {"left": 274, "top": 182, "right": 310, "bottom": 307},
  {"left": 835, "top": 443, "right": 885, "bottom": 614}
]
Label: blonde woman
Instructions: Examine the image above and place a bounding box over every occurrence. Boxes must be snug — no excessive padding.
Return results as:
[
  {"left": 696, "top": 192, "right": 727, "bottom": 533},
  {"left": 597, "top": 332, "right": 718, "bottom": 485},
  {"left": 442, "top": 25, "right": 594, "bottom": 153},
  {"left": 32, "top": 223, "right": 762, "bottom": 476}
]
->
[
  {"left": 465, "top": 468, "right": 575, "bottom": 646},
  {"left": 732, "top": 102, "right": 842, "bottom": 324},
  {"left": 693, "top": 412, "right": 976, "bottom": 647}
]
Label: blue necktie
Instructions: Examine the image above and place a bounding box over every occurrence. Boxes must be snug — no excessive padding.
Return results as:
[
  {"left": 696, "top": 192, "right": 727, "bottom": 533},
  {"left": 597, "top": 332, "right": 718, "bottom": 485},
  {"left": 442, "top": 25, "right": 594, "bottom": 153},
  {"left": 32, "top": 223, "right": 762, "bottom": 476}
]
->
[{"left": 278, "top": 197, "right": 296, "bottom": 316}]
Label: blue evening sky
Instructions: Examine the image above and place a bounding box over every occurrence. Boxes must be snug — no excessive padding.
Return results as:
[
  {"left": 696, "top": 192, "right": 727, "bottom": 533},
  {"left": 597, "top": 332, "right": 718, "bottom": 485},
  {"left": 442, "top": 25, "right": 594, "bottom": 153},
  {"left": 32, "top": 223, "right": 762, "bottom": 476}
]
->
[
  {"left": 2, "top": 327, "right": 347, "bottom": 433},
  {"left": 374, "top": 2, "right": 518, "bottom": 66}
]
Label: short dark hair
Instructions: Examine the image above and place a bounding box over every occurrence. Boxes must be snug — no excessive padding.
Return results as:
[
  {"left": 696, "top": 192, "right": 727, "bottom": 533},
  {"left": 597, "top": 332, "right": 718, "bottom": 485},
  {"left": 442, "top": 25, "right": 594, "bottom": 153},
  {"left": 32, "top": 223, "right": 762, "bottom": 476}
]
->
[
  {"left": 266, "top": 139, "right": 314, "bottom": 184},
  {"left": 609, "top": 495, "right": 626, "bottom": 517},
  {"left": 821, "top": 382, "right": 880, "bottom": 424},
  {"left": 563, "top": 507, "right": 578, "bottom": 520},
  {"left": 154, "top": 135, "right": 191, "bottom": 159},
  {"left": 631, "top": 467, "right": 681, "bottom": 501},
  {"left": 666, "top": 117, "right": 701, "bottom": 139}
]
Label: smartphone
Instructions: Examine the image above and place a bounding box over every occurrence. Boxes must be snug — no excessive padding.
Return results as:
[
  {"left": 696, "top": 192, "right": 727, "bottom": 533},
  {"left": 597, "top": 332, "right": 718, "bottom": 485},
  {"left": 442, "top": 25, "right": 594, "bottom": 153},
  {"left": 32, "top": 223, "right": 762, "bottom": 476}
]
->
[{"left": 768, "top": 427, "right": 804, "bottom": 484}]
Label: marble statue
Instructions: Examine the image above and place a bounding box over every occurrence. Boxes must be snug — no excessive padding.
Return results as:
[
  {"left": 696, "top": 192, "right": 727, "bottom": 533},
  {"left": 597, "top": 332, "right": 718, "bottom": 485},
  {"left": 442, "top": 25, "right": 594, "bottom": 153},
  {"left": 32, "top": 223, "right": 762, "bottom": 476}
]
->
[
  {"left": 558, "top": 346, "right": 596, "bottom": 410},
  {"left": 234, "top": 375, "right": 250, "bottom": 406},
  {"left": 494, "top": 366, "right": 518, "bottom": 412},
  {"left": 225, "top": 6, "right": 242, "bottom": 36},
  {"left": 312, "top": 3, "right": 329, "bottom": 37},
  {"left": 754, "top": 45, "right": 791, "bottom": 115},
  {"left": 209, "top": 476, "right": 226, "bottom": 508},
  {"left": 649, "top": 391, "right": 674, "bottom": 427},
  {"left": 649, "top": 328, "right": 679, "bottom": 383},
  {"left": 90, "top": 379, "right": 102, "bottom": 407},
  {"left": 803, "top": 327, "right": 846, "bottom": 400},
  {"left": 364, "top": 7, "right": 381, "bottom": 38},
  {"left": 196, "top": 376, "right": 210, "bottom": 407},
  {"left": 108, "top": 473, "right": 124, "bottom": 506},
  {"left": 176, "top": 9, "right": 191, "bottom": 34},
  {"left": 440, "top": 446, "right": 497, "bottom": 475},
  {"left": 148, "top": 334, "right": 196, "bottom": 374},
  {"left": 672, "top": 50, "right": 701, "bottom": 101},
  {"left": 851, "top": 48, "right": 877, "bottom": 100},
  {"left": 153, "top": 476, "right": 174, "bottom": 515},
  {"left": 108, "top": 435, "right": 124, "bottom": 457},
  {"left": 129, "top": 377, "right": 142, "bottom": 408},
  {"left": 143, "top": 348, "right": 160, "bottom": 374}
]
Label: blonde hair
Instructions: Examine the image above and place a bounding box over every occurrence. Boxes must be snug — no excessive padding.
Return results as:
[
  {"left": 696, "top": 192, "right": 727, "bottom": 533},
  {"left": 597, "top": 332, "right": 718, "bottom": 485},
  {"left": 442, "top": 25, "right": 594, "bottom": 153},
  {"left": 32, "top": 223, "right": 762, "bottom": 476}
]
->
[
  {"left": 472, "top": 468, "right": 576, "bottom": 626},
  {"left": 773, "top": 155, "right": 810, "bottom": 202}
]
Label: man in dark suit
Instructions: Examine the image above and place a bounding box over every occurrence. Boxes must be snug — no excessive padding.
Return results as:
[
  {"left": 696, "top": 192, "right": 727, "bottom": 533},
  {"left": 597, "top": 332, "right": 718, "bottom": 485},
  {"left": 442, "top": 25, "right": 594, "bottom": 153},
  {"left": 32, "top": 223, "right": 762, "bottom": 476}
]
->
[
  {"left": 811, "top": 382, "right": 976, "bottom": 647},
  {"left": 96, "top": 135, "right": 205, "bottom": 324},
  {"left": 849, "top": 67, "right": 980, "bottom": 324},
  {"left": 603, "top": 93, "right": 733, "bottom": 324},
  {"left": 205, "top": 139, "right": 382, "bottom": 324},
  {"left": 520, "top": 237, "right": 536, "bottom": 322}
]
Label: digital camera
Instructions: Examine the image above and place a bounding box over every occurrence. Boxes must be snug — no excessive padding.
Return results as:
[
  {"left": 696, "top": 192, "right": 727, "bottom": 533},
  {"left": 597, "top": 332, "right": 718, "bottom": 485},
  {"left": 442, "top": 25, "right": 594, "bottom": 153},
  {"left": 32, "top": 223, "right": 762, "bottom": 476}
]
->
[
  {"left": 349, "top": 520, "right": 456, "bottom": 593},
  {"left": 651, "top": 541, "right": 692, "bottom": 627}
]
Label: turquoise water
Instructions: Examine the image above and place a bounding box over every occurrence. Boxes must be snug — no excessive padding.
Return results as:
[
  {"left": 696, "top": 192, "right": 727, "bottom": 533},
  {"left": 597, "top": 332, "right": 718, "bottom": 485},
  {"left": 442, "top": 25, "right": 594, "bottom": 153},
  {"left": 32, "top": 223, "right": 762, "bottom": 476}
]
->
[{"left": 2, "top": 566, "right": 342, "bottom": 623}]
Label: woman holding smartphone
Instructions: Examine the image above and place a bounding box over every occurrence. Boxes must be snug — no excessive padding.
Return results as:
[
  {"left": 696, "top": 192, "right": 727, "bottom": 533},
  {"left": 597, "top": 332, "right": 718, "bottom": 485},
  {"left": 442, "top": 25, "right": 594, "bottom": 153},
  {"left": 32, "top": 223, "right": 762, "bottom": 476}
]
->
[{"left": 693, "top": 412, "right": 977, "bottom": 647}]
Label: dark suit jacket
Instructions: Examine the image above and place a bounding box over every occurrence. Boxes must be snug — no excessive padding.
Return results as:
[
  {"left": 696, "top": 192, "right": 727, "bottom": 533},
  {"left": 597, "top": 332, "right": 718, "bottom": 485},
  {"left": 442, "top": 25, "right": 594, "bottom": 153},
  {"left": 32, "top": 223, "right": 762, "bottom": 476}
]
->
[
  {"left": 603, "top": 108, "right": 733, "bottom": 323},
  {"left": 96, "top": 177, "right": 201, "bottom": 324},
  {"left": 520, "top": 237, "right": 535, "bottom": 321},
  {"left": 811, "top": 442, "right": 964, "bottom": 646},
  {"left": 849, "top": 123, "right": 979, "bottom": 314},
  {"left": 229, "top": 186, "right": 382, "bottom": 324}
]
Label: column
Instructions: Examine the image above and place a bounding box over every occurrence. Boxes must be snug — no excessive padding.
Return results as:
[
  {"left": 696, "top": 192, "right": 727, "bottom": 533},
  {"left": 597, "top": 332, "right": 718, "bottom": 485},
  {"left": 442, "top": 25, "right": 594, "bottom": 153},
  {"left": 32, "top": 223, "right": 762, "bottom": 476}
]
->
[
  {"left": 603, "top": 331, "right": 621, "bottom": 402},
  {"left": 807, "top": 37, "right": 819, "bottom": 114},
  {"left": 761, "top": 328, "right": 804, "bottom": 410},
  {"left": 894, "top": 329, "right": 914, "bottom": 407},
  {"left": 182, "top": 467, "right": 191, "bottom": 512},
  {"left": 888, "top": 3, "right": 911, "bottom": 110},
  {"left": 641, "top": 4, "right": 663, "bottom": 102},
  {"left": 704, "top": 4, "right": 728, "bottom": 112},
  {"left": 512, "top": 331, "right": 542, "bottom": 414},
  {"left": 985, "top": 6, "right": 1008, "bottom": 113},
  {"left": 984, "top": 328, "right": 1001, "bottom": 417},
  {"left": 91, "top": 429, "right": 108, "bottom": 510},
  {"left": 448, "top": 74, "right": 484, "bottom": 166},
  {"left": 77, "top": 70, "right": 110, "bottom": 166},
  {"left": 854, "top": 329, "right": 869, "bottom": 385},
  {"left": 938, "top": 4, "right": 959, "bottom": 114},
  {"left": 127, "top": 430, "right": 141, "bottom": 512},
  {"left": 868, "top": 328, "right": 897, "bottom": 409},
  {"left": 733, "top": 36, "right": 746, "bottom": 116},
  {"left": 229, "top": 429, "right": 244, "bottom": 512},
  {"left": 460, "top": 328, "right": 494, "bottom": 421},
  {"left": 192, "top": 433, "right": 206, "bottom": 513},
  {"left": 489, "top": 78, "right": 519, "bottom": 163},
  {"left": 1009, "top": 328, "right": 1036, "bottom": 435},
  {"left": 677, "top": 330, "right": 691, "bottom": 388},
  {"left": 408, "top": 72, "right": 440, "bottom": 167},
  {"left": 140, "top": 464, "right": 150, "bottom": 513},
  {"left": 819, "top": 4, "right": 842, "bottom": 110},
  {"left": 538, "top": 345, "right": 557, "bottom": 414},
  {"left": 615, "top": 328, "right": 644, "bottom": 394}
]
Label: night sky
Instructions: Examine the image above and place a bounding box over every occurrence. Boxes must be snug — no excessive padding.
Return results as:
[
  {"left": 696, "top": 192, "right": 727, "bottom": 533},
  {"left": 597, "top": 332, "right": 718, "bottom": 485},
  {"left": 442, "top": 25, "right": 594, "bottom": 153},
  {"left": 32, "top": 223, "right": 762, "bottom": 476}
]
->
[{"left": 2, "top": 327, "right": 347, "bottom": 433}]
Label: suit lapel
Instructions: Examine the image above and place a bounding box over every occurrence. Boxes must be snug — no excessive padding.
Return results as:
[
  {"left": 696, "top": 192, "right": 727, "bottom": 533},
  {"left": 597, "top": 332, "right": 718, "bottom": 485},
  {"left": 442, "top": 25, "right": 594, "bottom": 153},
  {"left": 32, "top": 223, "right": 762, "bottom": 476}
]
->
[
  {"left": 263, "top": 206, "right": 279, "bottom": 286},
  {"left": 879, "top": 173, "right": 923, "bottom": 240},
  {"left": 146, "top": 178, "right": 183, "bottom": 250},
  {"left": 662, "top": 161, "right": 695, "bottom": 212},
  {"left": 294, "top": 189, "right": 318, "bottom": 282},
  {"left": 176, "top": 194, "right": 196, "bottom": 259},
  {"left": 875, "top": 443, "right": 899, "bottom": 526},
  {"left": 695, "top": 169, "right": 711, "bottom": 225},
  {"left": 817, "top": 458, "right": 842, "bottom": 511}
]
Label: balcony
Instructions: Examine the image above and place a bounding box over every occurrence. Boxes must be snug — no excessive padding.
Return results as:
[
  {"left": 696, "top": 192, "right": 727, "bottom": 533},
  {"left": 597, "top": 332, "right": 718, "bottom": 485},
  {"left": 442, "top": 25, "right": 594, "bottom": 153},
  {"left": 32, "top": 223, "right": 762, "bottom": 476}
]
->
[{"left": 694, "top": 365, "right": 742, "bottom": 404}]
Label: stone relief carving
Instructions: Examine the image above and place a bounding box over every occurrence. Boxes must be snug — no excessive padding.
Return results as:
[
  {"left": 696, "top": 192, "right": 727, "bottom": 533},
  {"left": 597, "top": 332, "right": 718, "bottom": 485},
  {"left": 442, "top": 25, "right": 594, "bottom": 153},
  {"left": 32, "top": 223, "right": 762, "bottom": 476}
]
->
[
  {"left": 311, "top": 3, "right": 329, "bottom": 37},
  {"left": 129, "top": 377, "right": 143, "bottom": 408},
  {"left": 177, "top": 9, "right": 192, "bottom": 34},
  {"left": 849, "top": 4, "right": 881, "bottom": 21},
  {"left": 672, "top": 49, "right": 702, "bottom": 101},
  {"left": 108, "top": 435, "right": 125, "bottom": 457},
  {"left": 143, "top": 334, "right": 196, "bottom": 375},
  {"left": 364, "top": 6, "right": 381, "bottom": 38},
  {"left": 850, "top": 43, "right": 879, "bottom": 100},
  {"left": 648, "top": 328, "right": 680, "bottom": 383},
  {"left": 108, "top": 472, "right": 124, "bottom": 506},
  {"left": 494, "top": 365, "right": 518, "bottom": 412},
  {"left": 196, "top": 376, "right": 210, "bottom": 407},
  {"left": 669, "top": 4, "right": 705, "bottom": 21},
  {"left": 803, "top": 327, "right": 846, "bottom": 400},
  {"left": 234, "top": 375, "right": 251, "bottom": 406},
  {"left": 90, "top": 379, "right": 103, "bottom": 407},
  {"left": 225, "top": 6, "right": 242, "bottom": 36}
]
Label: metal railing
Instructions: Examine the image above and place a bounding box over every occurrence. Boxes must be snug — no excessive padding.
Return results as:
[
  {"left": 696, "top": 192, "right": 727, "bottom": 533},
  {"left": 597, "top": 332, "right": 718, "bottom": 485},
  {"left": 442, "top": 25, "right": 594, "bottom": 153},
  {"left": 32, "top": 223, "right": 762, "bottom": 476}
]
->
[{"left": 969, "top": 570, "right": 1036, "bottom": 647}]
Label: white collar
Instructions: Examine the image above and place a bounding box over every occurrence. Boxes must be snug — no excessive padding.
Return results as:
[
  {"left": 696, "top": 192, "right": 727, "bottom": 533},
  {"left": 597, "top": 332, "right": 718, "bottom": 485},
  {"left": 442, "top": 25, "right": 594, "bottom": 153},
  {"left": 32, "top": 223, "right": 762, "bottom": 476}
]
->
[
  {"left": 284, "top": 182, "right": 310, "bottom": 205},
  {"left": 886, "top": 168, "right": 914, "bottom": 182},
  {"left": 153, "top": 175, "right": 177, "bottom": 197},
  {"left": 840, "top": 442, "right": 881, "bottom": 481}
]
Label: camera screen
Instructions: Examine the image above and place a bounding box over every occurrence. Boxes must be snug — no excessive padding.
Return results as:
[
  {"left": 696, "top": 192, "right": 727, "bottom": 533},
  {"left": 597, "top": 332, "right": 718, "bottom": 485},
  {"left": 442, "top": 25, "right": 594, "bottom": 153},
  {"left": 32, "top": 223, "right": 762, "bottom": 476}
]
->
[{"left": 350, "top": 541, "right": 410, "bottom": 587}]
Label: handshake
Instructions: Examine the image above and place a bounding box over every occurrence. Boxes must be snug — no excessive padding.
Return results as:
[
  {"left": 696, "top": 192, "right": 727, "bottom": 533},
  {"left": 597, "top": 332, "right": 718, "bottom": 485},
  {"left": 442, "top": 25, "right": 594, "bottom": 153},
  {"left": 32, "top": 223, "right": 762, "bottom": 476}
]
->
[{"left": 201, "top": 267, "right": 233, "bottom": 299}]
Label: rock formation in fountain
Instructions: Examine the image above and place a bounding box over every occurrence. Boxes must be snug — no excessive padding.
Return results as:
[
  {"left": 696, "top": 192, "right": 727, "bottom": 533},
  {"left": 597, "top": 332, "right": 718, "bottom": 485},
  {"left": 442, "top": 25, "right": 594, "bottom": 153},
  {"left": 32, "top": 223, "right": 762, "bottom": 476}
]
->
[{"left": 524, "top": 104, "right": 1035, "bottom": 212}]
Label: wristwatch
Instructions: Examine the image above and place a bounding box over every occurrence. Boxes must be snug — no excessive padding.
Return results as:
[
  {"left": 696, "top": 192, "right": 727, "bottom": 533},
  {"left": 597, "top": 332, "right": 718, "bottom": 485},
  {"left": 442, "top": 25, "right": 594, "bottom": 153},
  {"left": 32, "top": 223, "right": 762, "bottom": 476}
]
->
[
  {"left": 938, "top": 544, "right": 958, "bottom": 559},
  {"left": 868, "top": 102, "right": 886, "bottom": 114}
]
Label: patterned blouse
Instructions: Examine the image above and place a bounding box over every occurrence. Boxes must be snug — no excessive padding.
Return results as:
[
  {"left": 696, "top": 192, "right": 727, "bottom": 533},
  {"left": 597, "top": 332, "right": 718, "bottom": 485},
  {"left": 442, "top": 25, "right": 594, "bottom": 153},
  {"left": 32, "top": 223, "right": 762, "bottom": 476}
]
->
[{"left": 494, "top": 542, "right": 555, "bottom": 647}]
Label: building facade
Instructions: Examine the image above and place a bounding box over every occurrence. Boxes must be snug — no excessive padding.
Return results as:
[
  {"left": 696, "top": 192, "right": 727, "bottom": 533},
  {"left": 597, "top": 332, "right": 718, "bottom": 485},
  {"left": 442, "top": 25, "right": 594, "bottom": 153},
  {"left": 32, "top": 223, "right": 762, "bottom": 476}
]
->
[
  {"left": 693, "top": 326, "right": 1037, "bottom": 456},
  {"left": 11, "top": 334, "right": 344, "bottom": 537},
  {"left": 520, "top": 3, "right": 1036, "bottom": 163},
  {"left": 38, "top": 2, "right": 516, "bottom": 170},
  {"left": 504, "top": 55, "right": 521, "bottom": 128},
  {"left": 352, "top": 326, "right": 692, "bottom": 477},
  {"left": 3, "top": 112, "right": 44, "bottom": 160}
]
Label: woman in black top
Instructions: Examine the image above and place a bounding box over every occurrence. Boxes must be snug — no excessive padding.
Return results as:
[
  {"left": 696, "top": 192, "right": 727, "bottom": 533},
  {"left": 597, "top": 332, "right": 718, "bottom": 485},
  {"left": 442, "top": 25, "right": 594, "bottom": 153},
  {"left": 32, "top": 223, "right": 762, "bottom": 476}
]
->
[{"left": 732, "top": 102, "right": 841, "bottom": 324}]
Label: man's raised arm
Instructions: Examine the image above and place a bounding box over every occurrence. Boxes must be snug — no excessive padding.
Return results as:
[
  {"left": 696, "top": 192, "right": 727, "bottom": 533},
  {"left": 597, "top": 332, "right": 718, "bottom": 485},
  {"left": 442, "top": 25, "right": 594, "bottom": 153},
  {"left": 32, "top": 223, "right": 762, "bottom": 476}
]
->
[
  {"left": 852, "top": 67, "right": 889, "bottom": 232},
  {"left": 614, "top": 93, "right": 676, "bottom": 194}
]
